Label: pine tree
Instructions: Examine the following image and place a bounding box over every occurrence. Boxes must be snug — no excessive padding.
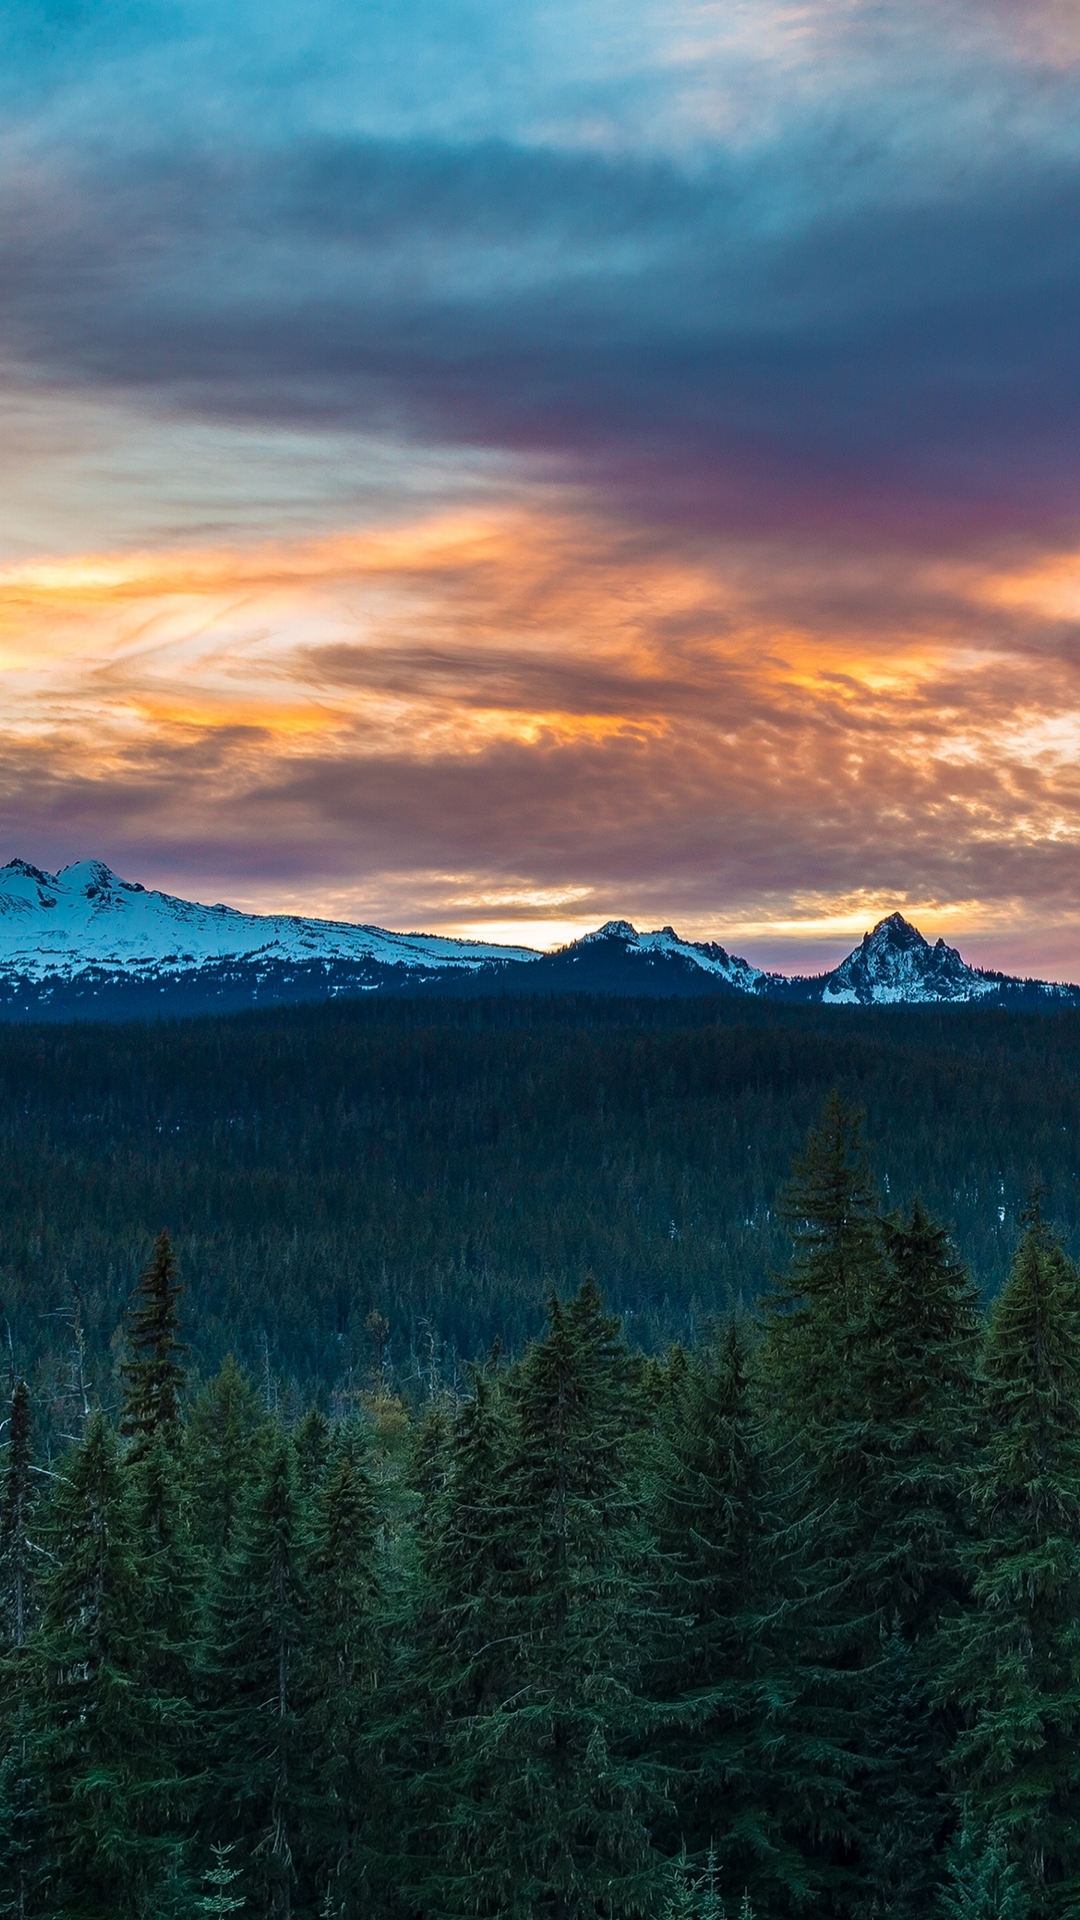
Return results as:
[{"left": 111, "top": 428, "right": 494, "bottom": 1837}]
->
[
  {"left": 0, "top": 1380, "right": 36, "bottom": 1920},
  {"left": 186, "top": 1353, "right": 265, "bottom": 1560},
  {"left": 403, "top": 1366, "right": 516, "bottom": 1911},
  {"left": 120, "top": 1229, "right": 186, "bottom": 1459},
  {"left": 851, "top": 1624, "right": 943, "bottom": 1920},
  {"left": 939, "top": 1219, "right": 1080, "bottom": 1916},
  {"left": 761, "top": 1107, "right": 978, "bottom": 1912},
  {"left": 655, "top": 1322, "right": 794, "bottom": 1907},
  {"left": 295, "top": 1406, "right": 332, "bottom": 1499},
  {"left": 433, "top": 1279, "right": 669, "bottom": 1919},
  {"left": 303, "top": 1428, "right": 383, "bottom": 1909},
  {"left": 939, "top": 1824, "right": 1029, "bottom": 1920},
  {"left": 0, "top": 1380, "right": 35, "bottom": 1653},
  {"left": 758, "top": 1098, "right": 888, "bottom": 1899},
  {"left": 200, "top": 1434, "right": 314, "bottom": 1920},
  {"left": 197, "top": 1841, "right": 246, "bottom": 1914},
  {"left": 21, "top": 1410, "right": 191, "bottom": 1915}
]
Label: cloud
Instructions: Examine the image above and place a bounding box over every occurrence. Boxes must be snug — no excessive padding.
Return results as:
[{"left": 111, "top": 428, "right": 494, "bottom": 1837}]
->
[
  {"left": 2, "top": 0, "right": 1080, "bottom": 970},
  {"left": 3, "top": 506, "right": 1080, "bottom": 971}
]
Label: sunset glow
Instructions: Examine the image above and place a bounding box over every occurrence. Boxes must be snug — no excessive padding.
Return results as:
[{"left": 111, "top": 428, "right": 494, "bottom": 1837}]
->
[{"left": 3, "top": 0, "right": 1080, "bottom": 974}]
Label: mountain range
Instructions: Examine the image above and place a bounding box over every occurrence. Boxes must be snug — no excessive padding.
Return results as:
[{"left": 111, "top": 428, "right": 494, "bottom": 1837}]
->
[{"left": 0, "top": 858, "right": 1076, "bottom": 1020}]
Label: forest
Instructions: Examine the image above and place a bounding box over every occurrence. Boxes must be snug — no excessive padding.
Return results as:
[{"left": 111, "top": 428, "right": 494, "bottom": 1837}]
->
[
  {"left": 1, "top": 1094, "right": 1077, "bottom": 1918},
  {"left": 1, "top": 992, "right": 1080, "bottom": 1428}
]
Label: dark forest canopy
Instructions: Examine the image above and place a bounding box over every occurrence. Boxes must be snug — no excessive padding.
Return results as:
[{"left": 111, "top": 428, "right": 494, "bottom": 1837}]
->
[
  {"left": 0, "top": 993, "right": 1078, "bottom": 1423},
  {"left": 4, "top": 1100, "right": 1080, "bottom": 1918}
]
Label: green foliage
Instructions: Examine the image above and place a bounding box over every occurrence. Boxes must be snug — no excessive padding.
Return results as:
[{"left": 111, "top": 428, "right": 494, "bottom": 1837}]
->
[
  {"left": 0, "top": 995, "right": 1078, "bottom": 1419},
  {"left": 5, "top": 1085, "right": 1080, "bottom": 1918},
  {"left": 430, "top": 1280, "right": 669, "bottom": 1919},
  {"left": 197, "top": 1842, "right": 246, "bottom": 1914},
  {"left": 200, "top": 1434, "right": 314, "bottom": 1919},
  {"left": 938, "top": 1220, "right": 1080, "bottom": 1916},
  {"left": 120, "top": 1228, "right": 186, "bottom": 1459},
  {"left": 22, "top": 1410, "right": 193, "bottom": 1916},
  {"left": 939, "top": 1824, "right": 1029, "bottom": 1920},
  {"left": 0, "top": 1378, "right": 35, "bottom": 1652}
]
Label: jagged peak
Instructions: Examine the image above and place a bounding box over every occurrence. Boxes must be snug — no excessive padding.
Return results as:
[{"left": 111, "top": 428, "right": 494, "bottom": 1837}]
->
[
  {"left": 1, "top": 858, "right": 57, "bottom": 886},
  {"left": 864, "top": 912, "right": 928, "bottom": 946},
  {"left": 580, "top": 920, "right": 638, "bottom": 943}
]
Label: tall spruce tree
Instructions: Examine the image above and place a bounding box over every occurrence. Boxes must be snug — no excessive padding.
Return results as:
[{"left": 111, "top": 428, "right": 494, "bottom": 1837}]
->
[
  {"left": 303, "top": 1428, "right": 383, "bottom": 1910},
  {"left": 433, "top": 1279, "right": 669, "bottom": 1920},
  {"left": 22, "top": 1410, "right": 191, "bottom": 1916},
  {"left": 0, "top": 1380, "right": 37, "bottom": 1920},
  {"left": 200, "top": 1434, "right": 314, "bottom": 1920},
  {"left": 402, "top": 1367, "right": 516, "bottom": 1913},
  {"left": 939, "top": 1218, "right": 1080, "bottom": 1917},
  {"left": 186, "top": 1353, "right": 265, "bottom": 1560},
  {"left": 121, "top": 1229, "right": 186, "bottom": 1460},
  {"left": 0, "top": 1380, "right": 35, "bottom": 1654},
  {"left": 762, "top": 1103, "right": 978, "bottom": 1913},
  {"left": 655, "top": 1322, "right": 795, "bottom": 1907}
]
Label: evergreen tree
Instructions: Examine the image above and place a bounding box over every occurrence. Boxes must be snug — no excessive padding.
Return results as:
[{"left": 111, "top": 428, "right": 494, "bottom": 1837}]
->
[
  {"left": 939, "top": 1824, "right": 1029, "bottom": 1920},
  {"left": 294, "top": 1406, "right": 332, "bottom": 1499},
  {"left": 201, "top": 1434, "right": 314, "bottom": 1920},
  {"left": 303, "top": 1428, "right": 383, "bottom": 1909},
  {"left": 759, "top": 1098, "right": 888, "bottom": 1901},
  {"left": 0, "top": 1380, "right": 35, "bottom": 1653},
  {"left": 939, "top": 1219, "right": 1080, "bottom": 1916},
  {"left": 186, "top": 1353, "right": 265, "bottom": 1560},
  {"left": 433, "top": 1279, "right": 669, "bottom": 1920},
  {"left": 850, "top": 1624, "right": 943, "bottom": 1920},
  {"left": 197, "top": 1842, "right": 246, "bottom": 1915},
  {"left": 21, "top": 1410, "right": 191, "bottom": 1916},
  {"left": 403, "top": 1367, "right": 516, "bottom": 1911},
  {"left": 121, "top": 1229, "right": 186, "bottom": 1459},
  {"left": 655, "top": 1322, "right": 794, "bottom": 1906}
]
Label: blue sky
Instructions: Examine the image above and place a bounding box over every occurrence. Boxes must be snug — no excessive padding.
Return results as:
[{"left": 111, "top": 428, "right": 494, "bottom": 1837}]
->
[{"left": 3, "top": 0, "right": 1080, "bottom": 972}]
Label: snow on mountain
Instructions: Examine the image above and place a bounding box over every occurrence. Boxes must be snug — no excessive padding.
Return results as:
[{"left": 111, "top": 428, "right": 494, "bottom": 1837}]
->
[
  {"left": 0, "top": 865, "right": 1075, "bottom": 1013},
  {"left": 576, "top": 920, "right": 767, "bottom": 993},
  {"left": 817, "top": 912, "right": 1064, "bottom": 1005},
  {"left": 0, "top": 859, "right": 539, "bottom": 983}
]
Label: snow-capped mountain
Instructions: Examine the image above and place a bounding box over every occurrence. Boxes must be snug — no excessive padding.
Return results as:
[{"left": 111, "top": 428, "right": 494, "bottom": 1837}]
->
[
  {"left": 0, "top": 859, "right": 538, "bottom": 982},
  {"left": 0, "top": 860, "right": 1076, "bottom": 1019},
  {"left": 812, "top": 912, "right": 1076, "bottom": 1007},
  {"left": 570, "top": 920, "right": 768, "bottom": 994}
]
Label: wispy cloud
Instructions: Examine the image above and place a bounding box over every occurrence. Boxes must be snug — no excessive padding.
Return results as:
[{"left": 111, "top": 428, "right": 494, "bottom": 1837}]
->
[
  {"left": 2, "top": 0, "right": 1080, "bottom": 970},
  {"left": 3, "top": 506, "right": 1080, "bottom": 970}
]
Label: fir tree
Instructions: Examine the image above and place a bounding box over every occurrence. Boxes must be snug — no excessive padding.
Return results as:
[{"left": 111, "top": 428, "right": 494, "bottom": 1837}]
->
[
  {"left": 22, "top": 1410, "right": 191, "bottom": 1916},
  {"left": 403, "top": 1367, "right": 516, "bottom": 1910},
  {"left": 939, "top": 1219, "right": 1080, "bottom": 1916},
  {"left": 294, "top": 1406, "right": 332, "bottom": 1499},
  {"left": 939, "top": 1824, "right": 1029, "bottom": 1920},
  {"left": 762, "top": 1108, "right": 978, "bottom": 1910},
  {"left": 850, "top": 1624, "right": 943, "bottom": 1920},
  {"left": 304, "top": 1428, "right": 383, "bottom": 1908},
  {"left": 0, "top": 1380, "right": 35, "bottom": 1652},
  {"left": 186, "top": 1353, "right": 265, "bottom": 1560},
  {"left": 197, "top": 1842, "right": 246, "bottom": 1915},
  {"left": 201, "top": 1434, "right": 314, "bottom": 1920},
  {"left": 120, "top": 1229, "right": 186, "bottom": 1459},
  {"left": 434, "top": 1279, "right": 669, "bottom": 1920},
  {"left": 655, "top": 1322, "right": 794, "bottom": 1907}
]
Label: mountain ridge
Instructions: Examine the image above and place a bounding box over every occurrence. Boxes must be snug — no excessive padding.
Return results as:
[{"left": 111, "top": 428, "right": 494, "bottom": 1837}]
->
[{"left": 0, "top": 859, "right": 1076, "bottom": 1019}]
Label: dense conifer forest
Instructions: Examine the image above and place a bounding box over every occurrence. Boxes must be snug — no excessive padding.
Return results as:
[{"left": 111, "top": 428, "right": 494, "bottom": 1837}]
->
[
  {"left": 4, "top": 1094, "right": 1080, "bottom": 1917},
  {"left": 0, "top": 994, "right": 1079, "bottom": 1416}
]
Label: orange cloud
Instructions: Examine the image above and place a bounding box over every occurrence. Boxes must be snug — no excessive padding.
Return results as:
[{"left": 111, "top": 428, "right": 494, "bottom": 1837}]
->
[{"left": 3, "top": 504, "right": 1080, "bottom": 969}]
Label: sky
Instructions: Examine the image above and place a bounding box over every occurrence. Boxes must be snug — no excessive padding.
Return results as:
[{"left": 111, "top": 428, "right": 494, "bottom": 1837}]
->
[{"left": 3, "top": 0, "right": 1080, "bottom": 975}]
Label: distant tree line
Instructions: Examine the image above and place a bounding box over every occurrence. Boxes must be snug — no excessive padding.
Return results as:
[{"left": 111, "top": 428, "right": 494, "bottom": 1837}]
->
[
  {"left": 1, "top": 994, "right": 1079, "bottom": 1426},
  {"left": 3, "top": 1096, "right": 1080, "bottom": 1918}
]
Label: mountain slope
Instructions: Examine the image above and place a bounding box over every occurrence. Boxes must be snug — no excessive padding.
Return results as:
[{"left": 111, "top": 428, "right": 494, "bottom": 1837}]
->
[
  {"left": 808, "top": 913, "right": 1076, "bottom": 1008},
  {"left": 0, "top": 860, "right": 1076, "bottom": 1018}
]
